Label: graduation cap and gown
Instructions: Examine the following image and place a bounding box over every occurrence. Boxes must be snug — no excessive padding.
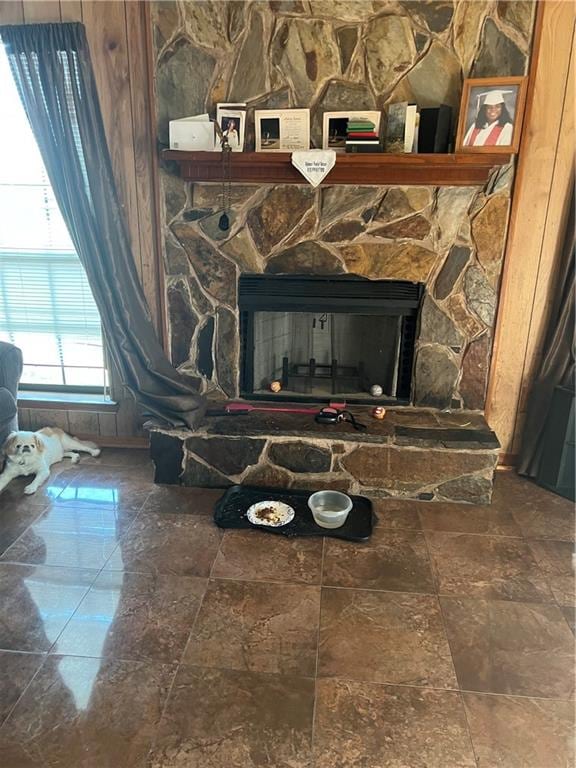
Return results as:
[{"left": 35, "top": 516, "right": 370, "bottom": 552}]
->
[{"left": 463, "top": 89, "right": 514, "bottom": 147}]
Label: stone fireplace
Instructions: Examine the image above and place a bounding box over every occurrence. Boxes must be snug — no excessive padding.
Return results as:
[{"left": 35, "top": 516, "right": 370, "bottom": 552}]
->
[
  {"left": 152, "top": 180, "right": 507, "bottom": 503},
  {"left": 149, "top": 1, "right": 535, "bottom": 503},
  {"left": 153, "top": 0, "right": 534, "bottom": 413}
]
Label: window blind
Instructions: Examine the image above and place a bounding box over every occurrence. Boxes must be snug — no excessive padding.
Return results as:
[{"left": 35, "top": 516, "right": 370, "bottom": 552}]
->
[{"left": 0, "top": 251, "right": 101, "bottom": 337}]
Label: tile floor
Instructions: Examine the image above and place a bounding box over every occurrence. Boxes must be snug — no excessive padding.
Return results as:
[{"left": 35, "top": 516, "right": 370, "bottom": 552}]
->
[{"left": 0, "top": 449, "right": 573, "bottom": 767}]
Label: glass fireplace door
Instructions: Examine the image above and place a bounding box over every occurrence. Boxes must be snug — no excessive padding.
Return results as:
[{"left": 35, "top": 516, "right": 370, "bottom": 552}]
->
[
  {"left": 239, "top": 274, "right": 423, "bottom": 404},
  {"left": 252, "top": 311, "right": 402, "bottom": 399}
]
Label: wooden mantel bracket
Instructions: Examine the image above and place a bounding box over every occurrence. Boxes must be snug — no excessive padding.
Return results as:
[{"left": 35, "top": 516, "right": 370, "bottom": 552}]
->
[{"left": 161, "top": 150, "right": 510, "bottom": 186}]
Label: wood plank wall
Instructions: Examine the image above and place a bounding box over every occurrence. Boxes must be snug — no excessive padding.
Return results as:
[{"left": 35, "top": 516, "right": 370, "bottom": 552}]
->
[
  {"left": 485, "top": 0, "right": 576, "bottom": 461},
  {"left": 0, "top": 0, "right": 160, "bottom": 443},
  {"left": 17, "top": 402, "right": 146, "bottom": 447}
]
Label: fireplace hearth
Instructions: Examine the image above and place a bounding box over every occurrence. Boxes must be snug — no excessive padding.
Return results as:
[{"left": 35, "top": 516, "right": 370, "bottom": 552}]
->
[
  {"left": 149, "top": 405, "right": 501, "bottom": 505},
  {"left": 239, "top": 275, "right": 424, "bottom": 404}
]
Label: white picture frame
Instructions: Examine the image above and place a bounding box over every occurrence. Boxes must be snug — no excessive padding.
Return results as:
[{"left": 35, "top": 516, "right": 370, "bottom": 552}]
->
[
  {"left": 322, "top": 111, "right": 382, "bottom": 151},
  {"left": 216, "top": 105, "right": 245, "bottom": 152},
  {"left": 255, "top": 109, "right": 310, "bottom": 152}
]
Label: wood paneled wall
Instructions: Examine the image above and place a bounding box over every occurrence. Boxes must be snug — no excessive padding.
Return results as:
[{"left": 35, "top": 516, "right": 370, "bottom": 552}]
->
[
  {"left": 0, "top": 0, "right": 161, "bottom": 442},
  {"left": 485, "top": 0, "right": 575, "bottom": 461},
  {"left": 17, "top": 402, "right": 146, "bottom": 446}
]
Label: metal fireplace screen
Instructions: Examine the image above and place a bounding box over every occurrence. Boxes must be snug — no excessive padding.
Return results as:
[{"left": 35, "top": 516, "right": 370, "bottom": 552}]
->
[{"left": 239, "top": 275, "right": 424, "bottom": 404}]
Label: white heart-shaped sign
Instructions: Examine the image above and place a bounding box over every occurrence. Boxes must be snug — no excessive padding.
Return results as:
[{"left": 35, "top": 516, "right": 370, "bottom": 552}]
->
[{"left": 291, "top": 150, "right": 336, "bottom": 187}]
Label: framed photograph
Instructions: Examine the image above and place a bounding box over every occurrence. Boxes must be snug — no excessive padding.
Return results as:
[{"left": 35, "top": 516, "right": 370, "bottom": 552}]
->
[
  {"left": 455, "top": 76, "right": 528, "bottom": 153},
  {"left": 216, "top": 104, "right": 245, "bottom": 152},
  {"left": 322, "top": 110, "right": 381, "bottom": 151},
  {"left": 255, "top": 109, "right": 310, "bottom": 152}
]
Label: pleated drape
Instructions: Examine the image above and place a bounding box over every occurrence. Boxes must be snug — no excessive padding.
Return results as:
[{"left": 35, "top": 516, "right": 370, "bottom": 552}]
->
[
  {"left": 518, "top": 187, "right": 575, "bottom": 476},
  {"left": 0, "top": 22, "right": 205, "bottom": 428}
]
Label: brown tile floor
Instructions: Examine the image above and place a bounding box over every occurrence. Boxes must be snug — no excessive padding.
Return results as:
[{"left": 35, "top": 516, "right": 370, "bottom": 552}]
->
[{"left": 0, "top": 455, "right": 574, "bottom": 767}]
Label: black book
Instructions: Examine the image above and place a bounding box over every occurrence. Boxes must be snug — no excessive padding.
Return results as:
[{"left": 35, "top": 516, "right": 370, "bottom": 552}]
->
[
  {"left": 346, "top": 143, "right": 383, "bottom": 153},
  {"left": 418, "top": 105, "right": 452, "bottom": 153}
]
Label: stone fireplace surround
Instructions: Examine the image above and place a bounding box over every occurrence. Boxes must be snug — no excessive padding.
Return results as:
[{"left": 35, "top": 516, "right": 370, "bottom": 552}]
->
[
  {"left": 152, "top": 183, "right": 505, "bottom": 503},
  {"left": 164, "top": 176, "right": 511, "bottom": 409},
  {"left": 153, "top": 175, "right": 507, "bottom": 504},
  {"left": 157, "top": 155, "right": 516, "bottom": 504},
  {"left": 156, "top": 169, "right": 513, "bottom": 504},
  {"left": 155, "top": 0, "right": 533, "bottom": 412},
  {"left": 150, "top": 0, "right": 534, "bottom": 501}
]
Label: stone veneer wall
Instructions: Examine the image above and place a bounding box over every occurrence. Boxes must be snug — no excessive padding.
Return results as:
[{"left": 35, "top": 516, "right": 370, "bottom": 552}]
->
[{"left": 152, "top": 1, "right": 535, "bottom": 410}]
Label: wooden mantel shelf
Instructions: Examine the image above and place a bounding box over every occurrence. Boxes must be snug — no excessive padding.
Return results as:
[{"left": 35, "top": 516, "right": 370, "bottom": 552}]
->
[{"left": 162, "top": 150, "right": 510, "bottom": 186}]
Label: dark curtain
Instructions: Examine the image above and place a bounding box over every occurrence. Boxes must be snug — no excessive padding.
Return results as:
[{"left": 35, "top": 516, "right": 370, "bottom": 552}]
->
[
  {"left": 518, "top": 187, "right": 575, "bottom": 476},
  {"left": 0, "top": 22, "right": 205, "bottom": 429}
]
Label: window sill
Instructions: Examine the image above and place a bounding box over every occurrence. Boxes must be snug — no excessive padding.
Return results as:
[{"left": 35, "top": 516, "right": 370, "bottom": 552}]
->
[{"left": 18, "top": 391, "right": 118, "bottom": 412}]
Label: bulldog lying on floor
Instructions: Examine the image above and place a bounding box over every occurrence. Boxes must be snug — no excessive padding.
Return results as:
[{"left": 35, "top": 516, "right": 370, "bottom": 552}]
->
[{"left": 0, "top": 427, "right": 100, "bottom": 495}]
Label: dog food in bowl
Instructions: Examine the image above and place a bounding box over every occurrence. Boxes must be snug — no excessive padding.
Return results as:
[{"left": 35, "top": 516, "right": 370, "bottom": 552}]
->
[
  {"left": 308, "top": 491, "right": 353, "bottom": 529},
  {"left": 246, "top": 500, "right": 295, "bottom": 527}
]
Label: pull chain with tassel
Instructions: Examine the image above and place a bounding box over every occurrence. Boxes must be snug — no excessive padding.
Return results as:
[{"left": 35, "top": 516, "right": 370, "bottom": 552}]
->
[{"left": 214, "top": 122, "right": 232, "bottom": 232}]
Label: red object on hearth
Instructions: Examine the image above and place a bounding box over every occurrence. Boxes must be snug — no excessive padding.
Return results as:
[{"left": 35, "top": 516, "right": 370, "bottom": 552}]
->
[{"left": 223, "top": 402, "right": 321, "bottom": 416}]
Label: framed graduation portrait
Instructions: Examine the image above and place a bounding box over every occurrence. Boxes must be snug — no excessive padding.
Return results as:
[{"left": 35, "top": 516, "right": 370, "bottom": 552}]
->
[{"left": 455, "top": 76, "right": 528, "bottom": 154}]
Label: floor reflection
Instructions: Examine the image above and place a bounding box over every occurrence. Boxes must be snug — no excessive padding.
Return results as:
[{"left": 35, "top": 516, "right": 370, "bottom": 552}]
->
[
  {"left": 19, "top": 568, "right": 94, "bottom": 650},
  {"left": 18, "top": 505, "right": 125, "bottom": 708},
  {"left": 56, "top": 485, "right": 119, "bottom": 506},
  {"left": 23, "top": 568, "right": 123, "bottom": 710},
  {"left": 57, "top": 655, "right": 105, "bottom": 712},
  {"left": 43, "top": 483, "right": 66, "bottom": 500},
  {"left": 55, "top": 572, "right": 124, "bottom": 660},
  {"left": 2, "top": 503, "right": 126, "bottom": 570}
]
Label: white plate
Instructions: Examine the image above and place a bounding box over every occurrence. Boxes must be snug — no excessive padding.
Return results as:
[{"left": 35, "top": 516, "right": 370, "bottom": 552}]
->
[{"left": 246, "top": 500, "right": 295, "bottom": 527}]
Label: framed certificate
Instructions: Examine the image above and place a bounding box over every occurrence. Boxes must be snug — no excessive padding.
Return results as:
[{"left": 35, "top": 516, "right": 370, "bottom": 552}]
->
[{"left": 255, "top": 109, "right": 310, "bottom": 152}]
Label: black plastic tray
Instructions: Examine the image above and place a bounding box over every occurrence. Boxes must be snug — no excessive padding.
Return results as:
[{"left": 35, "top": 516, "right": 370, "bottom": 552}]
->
[{"left": 214, "top": 485, "right": 375, "bottom": 542}]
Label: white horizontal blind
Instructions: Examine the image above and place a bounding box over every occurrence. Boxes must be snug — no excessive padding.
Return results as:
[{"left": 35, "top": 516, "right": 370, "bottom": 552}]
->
[
  {"left": 0, "top": 44, "right": 105, "bottom": 389},
  {"left": 0, "top": 252, "right": 101, "bottom": 336}
]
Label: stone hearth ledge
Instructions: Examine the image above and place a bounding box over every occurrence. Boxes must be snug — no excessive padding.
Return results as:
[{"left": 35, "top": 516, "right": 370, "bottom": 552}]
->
[{"left": 149, "top": 406, "right": 500, "bottom": 505}]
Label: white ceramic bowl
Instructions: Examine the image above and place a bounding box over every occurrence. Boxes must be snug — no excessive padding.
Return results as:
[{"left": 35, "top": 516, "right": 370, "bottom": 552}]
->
[{"left": 308, "top": 491, "right": 353, "bottom": 529}]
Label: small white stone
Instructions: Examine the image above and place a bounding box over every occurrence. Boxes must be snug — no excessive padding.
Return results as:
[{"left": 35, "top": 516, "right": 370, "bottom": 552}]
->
[{"left": 370, "top": 384, "right": 383, "bottom": 397}]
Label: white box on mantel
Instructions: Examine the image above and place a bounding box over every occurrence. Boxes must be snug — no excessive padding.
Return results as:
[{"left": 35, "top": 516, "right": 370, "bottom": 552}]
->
[{"left": 169, "top": 113, "right": 214, "bottom": 151}]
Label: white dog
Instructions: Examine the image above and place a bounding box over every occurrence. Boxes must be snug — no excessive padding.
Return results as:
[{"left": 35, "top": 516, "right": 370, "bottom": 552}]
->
[{"left": 0, "top": 428, "right": 101, "bottom": 495}]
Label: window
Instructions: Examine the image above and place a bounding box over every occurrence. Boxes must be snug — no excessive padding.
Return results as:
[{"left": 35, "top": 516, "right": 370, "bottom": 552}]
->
[{"left": 0, "top": 45, "right": 106, "bottom": 391}]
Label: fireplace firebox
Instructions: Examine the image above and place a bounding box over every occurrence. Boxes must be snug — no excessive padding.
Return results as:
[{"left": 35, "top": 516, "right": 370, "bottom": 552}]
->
[{"left": 239, "top": 275, "right": 424, "bottom": 404}]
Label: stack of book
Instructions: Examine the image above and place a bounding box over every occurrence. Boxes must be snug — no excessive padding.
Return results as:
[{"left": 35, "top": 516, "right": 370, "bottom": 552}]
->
[{"left": 345, "top": 118, "right": 382, "bottom": 153}]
